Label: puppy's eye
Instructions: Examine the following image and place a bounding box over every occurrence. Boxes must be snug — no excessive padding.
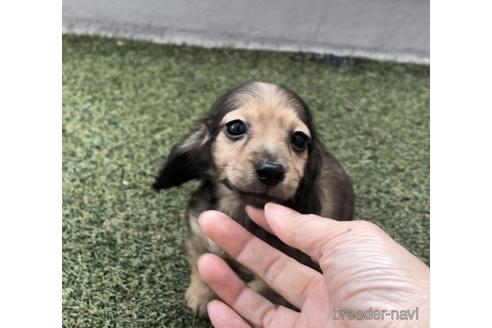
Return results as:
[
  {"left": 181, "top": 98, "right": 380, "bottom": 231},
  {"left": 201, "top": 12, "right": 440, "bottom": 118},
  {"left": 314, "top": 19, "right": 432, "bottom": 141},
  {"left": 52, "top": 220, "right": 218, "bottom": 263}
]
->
[
  {"left": 225, "top": 120, "right": 247, "bottom": 139},
  {"left": 290, "top": 131, "right": 309, "bottom": 152}
]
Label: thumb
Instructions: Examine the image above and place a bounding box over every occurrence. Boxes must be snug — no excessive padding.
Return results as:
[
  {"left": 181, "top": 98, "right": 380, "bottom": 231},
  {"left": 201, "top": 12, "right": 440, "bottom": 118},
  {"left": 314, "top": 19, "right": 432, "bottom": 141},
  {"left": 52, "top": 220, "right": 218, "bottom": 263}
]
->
[{"left": 264, "top": 203, "right": 351, "bottom": 262}]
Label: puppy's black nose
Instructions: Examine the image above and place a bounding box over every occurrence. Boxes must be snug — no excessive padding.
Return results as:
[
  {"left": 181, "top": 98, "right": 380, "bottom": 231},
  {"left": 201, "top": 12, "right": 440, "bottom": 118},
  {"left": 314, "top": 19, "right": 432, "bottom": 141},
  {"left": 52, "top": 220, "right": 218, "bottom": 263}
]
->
[{"left": 255, "top": 161, "right": 285, "bottom": 186}]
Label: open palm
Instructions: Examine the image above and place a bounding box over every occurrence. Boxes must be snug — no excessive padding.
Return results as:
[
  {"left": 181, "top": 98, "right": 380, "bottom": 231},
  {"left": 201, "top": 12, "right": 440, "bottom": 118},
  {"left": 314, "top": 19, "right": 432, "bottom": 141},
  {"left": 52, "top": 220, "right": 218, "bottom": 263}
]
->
[{"left": 197, "top": 203, "right": 429, "bottom": 327}]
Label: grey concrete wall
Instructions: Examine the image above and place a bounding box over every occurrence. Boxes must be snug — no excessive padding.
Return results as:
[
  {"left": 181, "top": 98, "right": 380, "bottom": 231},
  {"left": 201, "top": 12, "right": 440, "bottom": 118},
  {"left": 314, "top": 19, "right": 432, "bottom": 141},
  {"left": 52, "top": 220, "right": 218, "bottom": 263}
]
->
[{"left": 63, "top": 0, "right": 429, "bottom": 64}]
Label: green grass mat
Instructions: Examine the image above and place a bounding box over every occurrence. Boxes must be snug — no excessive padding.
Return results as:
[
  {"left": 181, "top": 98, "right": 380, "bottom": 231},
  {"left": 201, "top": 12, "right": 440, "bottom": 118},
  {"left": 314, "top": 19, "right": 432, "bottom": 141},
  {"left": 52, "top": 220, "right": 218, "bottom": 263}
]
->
[{"left": 63, "top": 35, "right": 429, "bottom": 327}]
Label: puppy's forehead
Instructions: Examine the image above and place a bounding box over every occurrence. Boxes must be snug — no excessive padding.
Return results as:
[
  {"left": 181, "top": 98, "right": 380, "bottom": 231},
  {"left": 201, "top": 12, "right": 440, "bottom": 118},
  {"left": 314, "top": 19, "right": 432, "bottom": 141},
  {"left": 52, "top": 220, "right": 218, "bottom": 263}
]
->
[{"left": 222, "top": 82, "right": 310, "bottom": 134}]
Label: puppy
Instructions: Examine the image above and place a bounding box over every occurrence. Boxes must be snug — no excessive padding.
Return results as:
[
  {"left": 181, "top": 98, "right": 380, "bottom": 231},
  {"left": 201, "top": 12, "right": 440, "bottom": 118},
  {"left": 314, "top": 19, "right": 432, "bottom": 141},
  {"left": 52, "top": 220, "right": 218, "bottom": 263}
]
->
[{"left": 153, "top": 81, "right": 354, "bottom": 317}]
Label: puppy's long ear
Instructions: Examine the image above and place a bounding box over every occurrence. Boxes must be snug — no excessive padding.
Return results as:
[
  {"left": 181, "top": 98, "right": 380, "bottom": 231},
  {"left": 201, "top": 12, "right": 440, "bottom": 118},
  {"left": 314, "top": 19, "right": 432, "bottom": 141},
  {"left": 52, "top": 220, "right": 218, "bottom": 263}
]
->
[
  {"left": 153, "top": 123, "right": 211, "bottom": 190},
  {"left": 293, "top": 140, "right": 323, "bottom": 214}
]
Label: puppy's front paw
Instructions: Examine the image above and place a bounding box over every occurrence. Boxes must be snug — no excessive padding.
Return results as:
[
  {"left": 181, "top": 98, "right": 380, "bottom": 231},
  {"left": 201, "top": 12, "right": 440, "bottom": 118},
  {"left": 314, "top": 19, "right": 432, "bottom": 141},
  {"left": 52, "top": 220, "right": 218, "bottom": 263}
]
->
[{"left": 185, "top": 281, "right": 215, "bottom": 318}]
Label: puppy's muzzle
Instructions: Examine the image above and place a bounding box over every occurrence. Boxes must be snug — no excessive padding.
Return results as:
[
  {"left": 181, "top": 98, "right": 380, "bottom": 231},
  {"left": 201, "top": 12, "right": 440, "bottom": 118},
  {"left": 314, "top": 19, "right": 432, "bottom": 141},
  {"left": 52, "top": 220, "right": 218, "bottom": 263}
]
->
[{"left": 255, "top": 161, "right": 285, "bottom": 186}]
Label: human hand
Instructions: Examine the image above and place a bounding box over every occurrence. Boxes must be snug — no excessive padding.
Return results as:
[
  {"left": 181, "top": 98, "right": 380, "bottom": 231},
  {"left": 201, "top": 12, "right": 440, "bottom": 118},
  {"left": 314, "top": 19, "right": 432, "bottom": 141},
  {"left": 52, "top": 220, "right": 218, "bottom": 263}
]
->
[{"left": 197, "top": 203, "right": 430, "bottom": 327}]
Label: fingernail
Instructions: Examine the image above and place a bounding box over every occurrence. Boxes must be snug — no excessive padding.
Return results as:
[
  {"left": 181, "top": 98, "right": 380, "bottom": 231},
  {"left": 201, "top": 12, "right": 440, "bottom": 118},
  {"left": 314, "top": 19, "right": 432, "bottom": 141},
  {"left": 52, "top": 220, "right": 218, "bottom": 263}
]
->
[{"left": 265, "top": 202, "right": 298, "bottom": 219}]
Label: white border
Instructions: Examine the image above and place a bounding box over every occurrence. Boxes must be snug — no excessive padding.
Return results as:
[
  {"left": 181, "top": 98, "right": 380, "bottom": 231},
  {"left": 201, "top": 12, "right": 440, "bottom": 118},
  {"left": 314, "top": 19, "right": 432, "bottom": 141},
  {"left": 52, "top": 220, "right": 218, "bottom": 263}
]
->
[
  {"left": 1, "top": 0, "right": 492, "bottom": 326},
  {"left": 0, "top": 0, "right": 61, "bottom": 327},
  {"left": 431, "top": 1, "right": 492, "bottom": 326}
]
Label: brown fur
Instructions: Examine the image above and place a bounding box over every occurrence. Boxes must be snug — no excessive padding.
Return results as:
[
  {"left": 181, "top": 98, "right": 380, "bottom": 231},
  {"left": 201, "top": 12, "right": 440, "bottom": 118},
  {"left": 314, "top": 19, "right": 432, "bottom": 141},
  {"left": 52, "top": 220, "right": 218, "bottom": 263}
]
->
[{"left": 153, "top": 81, "right": 354, "bottom": 317}]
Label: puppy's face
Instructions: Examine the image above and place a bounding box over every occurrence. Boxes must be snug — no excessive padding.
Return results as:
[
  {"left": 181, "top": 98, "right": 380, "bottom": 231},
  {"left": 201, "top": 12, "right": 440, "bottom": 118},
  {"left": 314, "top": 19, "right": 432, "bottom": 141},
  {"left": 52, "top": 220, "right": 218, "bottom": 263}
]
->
[
  {"left": 212, "top": 83, "right": 311, "bottom": 203},
  {"left": 154, "top": 81, "right": 321, "bottom": 208}
]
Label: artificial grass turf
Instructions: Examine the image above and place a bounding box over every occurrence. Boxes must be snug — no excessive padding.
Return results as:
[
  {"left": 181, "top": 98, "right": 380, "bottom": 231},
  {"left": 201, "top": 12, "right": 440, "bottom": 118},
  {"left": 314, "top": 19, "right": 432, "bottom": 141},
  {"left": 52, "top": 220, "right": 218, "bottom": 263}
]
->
[{"left": 62, "top": 35, "right": 429, "bottom": 327}]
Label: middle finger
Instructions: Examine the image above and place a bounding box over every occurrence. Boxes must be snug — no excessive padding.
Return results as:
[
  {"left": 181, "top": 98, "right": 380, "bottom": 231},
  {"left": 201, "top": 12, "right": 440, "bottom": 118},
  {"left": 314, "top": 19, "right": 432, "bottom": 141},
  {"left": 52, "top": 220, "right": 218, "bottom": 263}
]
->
[{"left": 198, "top": 210, "right": 323, "bottom": 309}]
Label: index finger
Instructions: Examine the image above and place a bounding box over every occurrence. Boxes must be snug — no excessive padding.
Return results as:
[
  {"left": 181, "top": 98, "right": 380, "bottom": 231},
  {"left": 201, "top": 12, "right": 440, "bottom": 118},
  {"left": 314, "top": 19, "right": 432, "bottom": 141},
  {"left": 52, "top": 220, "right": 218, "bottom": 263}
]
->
[
  {"left": 198, "top": 210, "right": 323, "bottom": 309},
  {"left": 245, "top": 206, "right": 273, "bottom": 234},
  {"left": 263, "top": 203, "right": 353, "bottom": 262}
]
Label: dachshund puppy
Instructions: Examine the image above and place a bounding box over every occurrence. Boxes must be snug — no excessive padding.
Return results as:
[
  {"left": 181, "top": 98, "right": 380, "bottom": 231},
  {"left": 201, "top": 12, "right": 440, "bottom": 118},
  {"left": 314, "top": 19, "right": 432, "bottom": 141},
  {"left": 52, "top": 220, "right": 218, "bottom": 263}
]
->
[{"left": 153, "top": 81, "right": 354, "bottom": 317}]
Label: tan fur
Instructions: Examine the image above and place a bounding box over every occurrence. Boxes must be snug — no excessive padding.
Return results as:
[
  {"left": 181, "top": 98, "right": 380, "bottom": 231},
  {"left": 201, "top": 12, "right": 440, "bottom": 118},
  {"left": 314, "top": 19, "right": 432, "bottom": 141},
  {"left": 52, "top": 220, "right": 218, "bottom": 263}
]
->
[
  {"left": 185, "top": 214, "right": 222, "bottom": 317},
  {"left": 185, "top": 189, "right": 290, "bottom": 317},
  {"left": 183, "top": 84, "right": 319, "bottom": 316},
  {"left": 213, "top": 82, "right": 310, "bottom": 201},
  {"left": 153, "top": 81, "right": 354, "bottom": 318}
]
